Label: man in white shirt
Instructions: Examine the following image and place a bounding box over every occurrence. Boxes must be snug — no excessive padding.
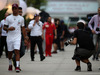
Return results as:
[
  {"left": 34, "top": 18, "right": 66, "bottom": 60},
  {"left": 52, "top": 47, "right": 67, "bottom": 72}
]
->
[
  {"left": 88, "top": 7, "right": 100, "bottom": 61},
  {"left": 4, "top": 4, "right": 28, "bottom": 73},
  {"left": 0, "top": 13, "right": 9, "bottom": 58},
  {"left": 28, "top": 14, "right": 45, "bottom": 61}
]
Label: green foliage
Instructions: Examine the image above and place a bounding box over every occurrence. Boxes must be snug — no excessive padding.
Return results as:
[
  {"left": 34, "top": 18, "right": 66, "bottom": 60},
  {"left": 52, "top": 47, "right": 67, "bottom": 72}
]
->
[
  {"left": 0, "top": 9, "right": 8, "bottom": 21},
  {"left": 24, "top": 0, "right": 47, "bottom": 9}
]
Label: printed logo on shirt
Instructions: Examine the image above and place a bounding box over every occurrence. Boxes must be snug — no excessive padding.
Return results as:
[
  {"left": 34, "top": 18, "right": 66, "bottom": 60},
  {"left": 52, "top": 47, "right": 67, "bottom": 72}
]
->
[
  {"left": 45, "top": 25, "right": 49, "bottom": 28},
  {"left": 18, "top": 20, "right": 20, "bottom": 25},
  {"left": 51, "top": 24, "right": 53, "bottom": 26}
]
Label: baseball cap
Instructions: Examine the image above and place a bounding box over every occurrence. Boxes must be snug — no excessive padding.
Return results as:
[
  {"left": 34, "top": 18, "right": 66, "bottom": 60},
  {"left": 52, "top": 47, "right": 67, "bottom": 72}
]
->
[
  {"left": 12, "top": 3, "right": 18, "bottom": 8},
  {"left": 77, "top": 19, "right": 86, "bottom": 25}
]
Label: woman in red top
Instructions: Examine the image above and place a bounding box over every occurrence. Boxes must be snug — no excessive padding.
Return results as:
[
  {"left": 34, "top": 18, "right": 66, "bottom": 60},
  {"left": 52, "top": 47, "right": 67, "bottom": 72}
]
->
[{"left": 43, "top": 17, "right": 57, "bottom": 57}]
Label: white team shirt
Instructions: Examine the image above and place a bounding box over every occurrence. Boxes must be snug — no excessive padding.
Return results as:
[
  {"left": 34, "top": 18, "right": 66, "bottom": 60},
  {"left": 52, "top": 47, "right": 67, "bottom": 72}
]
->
[
  {"left": 0, "top": 19, "right": 7, "bottom": 36},
  {"left": 5, "top": 14, "right": 24, "bottom": 41},
  {"left": 28, "top": 20, "right": 43, "bottom": 36}
]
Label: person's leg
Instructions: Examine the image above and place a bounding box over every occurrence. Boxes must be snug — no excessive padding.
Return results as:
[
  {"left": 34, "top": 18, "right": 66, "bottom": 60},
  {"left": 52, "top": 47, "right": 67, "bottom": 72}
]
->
[
  {"left": 34, "top": 44, "right": 37, "bottom": 54},
  {"left": 60, "top": 37, "right": 64, "bottom": 51},
  {"left": 14, "top": 49, "right": 21, "bottom": 72},
  {"left": 4, "top": 36, "right": 8, "bottom": 58},
  {"left": 75, "top": 60, "right": 81, "bottom": 71},
  {"left": 45, "top": 34, "right": 50, "bottom": 56},
  {"left": 49, "top": 35, "right": 54, "bottom": 56},
  {"left": 60, "top": 41, "right": 64, "bottom": 51},
  {"left": 30, "top": 37, "right": 36, "bottom": 61},
  {"left": 37, "top": 36, "right": 45, "bottom": 61},
  {"left": 20, "top": 40, "right": 25, "bottom": 58},
  {"left": 57, "top": 36, "right": 61, "bottom": 51},
  {"left": 13, "top": 39, "right": 22, "bottom": 72},
  {"left": 7, "top": 40, "right": 13, "bottom": 71},
  {"left": 12, "top": 39, "right": 25, "bottom": 70},
  {"left": 0, "top": 36, "right": 5, "bottom": 57},
  {"left": 81, "top": 59, "right": 92, "bottom": 71},
  {"left": 92, "top": 34, "right": 98, "bottom": 60},
  {"left": 8, "top": 51, "right": 13, "bottom": 71},
  {"left": 0, "top": 36, "right": 1, "bottom": 58},
  {"left": 52, "top": 43, "right": 58, "bottom": 53},
  {"left": 95, "top": 37, "right": 100, "bottom": 60}
]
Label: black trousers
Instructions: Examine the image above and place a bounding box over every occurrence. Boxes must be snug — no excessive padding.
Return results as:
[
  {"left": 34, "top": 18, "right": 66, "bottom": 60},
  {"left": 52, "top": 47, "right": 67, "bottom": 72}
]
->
[
  {"left": 0, "top": 36, "right": 8, "bottom": 57},
  {"left": 30, "top": 36, "right": 44, "bottom": 60}
]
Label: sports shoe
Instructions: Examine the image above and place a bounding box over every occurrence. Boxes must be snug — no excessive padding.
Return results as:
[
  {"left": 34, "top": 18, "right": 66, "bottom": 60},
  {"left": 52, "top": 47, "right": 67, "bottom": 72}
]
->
[
  {"left": 16, "top": 67, "right": 20, "bottom": 73},
  {"left": 52, "top": 51, "right": 57, "bottom": 54},
  {"left": 8, "top": 65, "right": 12, "bottom": 71}
]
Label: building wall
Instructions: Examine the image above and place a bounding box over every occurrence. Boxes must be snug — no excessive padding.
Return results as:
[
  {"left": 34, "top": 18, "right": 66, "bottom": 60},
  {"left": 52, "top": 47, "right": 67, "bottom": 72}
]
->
[{"left": 45, "top": 0, "right": 98, "bottom": 25}]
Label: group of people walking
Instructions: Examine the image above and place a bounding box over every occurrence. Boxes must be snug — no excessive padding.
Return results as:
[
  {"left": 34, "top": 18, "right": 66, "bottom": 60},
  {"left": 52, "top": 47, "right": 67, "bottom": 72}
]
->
[
  {"left": 0, "top": 3, "right": 100, "bottom": 73},
  {"left": 0, "top": 3, "right": 69, "bottom": 73}
]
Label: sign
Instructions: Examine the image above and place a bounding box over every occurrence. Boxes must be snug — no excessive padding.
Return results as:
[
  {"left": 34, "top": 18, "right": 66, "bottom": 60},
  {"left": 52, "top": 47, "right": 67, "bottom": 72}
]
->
[{"left": 45, "top": 1, "right": 98, "bottom": 14}]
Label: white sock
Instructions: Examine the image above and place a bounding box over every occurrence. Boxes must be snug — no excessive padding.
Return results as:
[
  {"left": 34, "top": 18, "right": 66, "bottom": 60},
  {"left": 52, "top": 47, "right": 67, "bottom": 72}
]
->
[
  {"left": 9, "top": 59, "right": 12, "bottom": 65},
  {"left": 16, "top": 61, "right": 20, "bottom": 67}
]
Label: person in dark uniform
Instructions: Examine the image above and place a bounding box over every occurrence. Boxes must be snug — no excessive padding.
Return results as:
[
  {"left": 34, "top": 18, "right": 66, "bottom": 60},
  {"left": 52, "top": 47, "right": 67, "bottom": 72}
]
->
[
  {"left": 67, "top": 21, "right": 95, "bottom": 71},
  {"left": 52, "top": 18, "right": 60, "bottom": 53}
]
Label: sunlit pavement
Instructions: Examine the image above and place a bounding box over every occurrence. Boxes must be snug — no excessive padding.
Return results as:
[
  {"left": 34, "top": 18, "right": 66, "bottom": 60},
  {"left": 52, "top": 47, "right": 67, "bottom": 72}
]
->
[{"left": 0, "top": 45, "right": 100, "bottom": 75}]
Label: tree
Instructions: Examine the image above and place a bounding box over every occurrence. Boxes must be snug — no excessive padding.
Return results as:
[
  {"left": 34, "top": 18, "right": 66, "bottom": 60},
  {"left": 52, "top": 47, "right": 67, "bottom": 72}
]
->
[
  {"left": 24, "top": 0, "right": 47, "bottom": 9},
  {"left": 0, "top": 9, "right": 8, "bottom": 21}
]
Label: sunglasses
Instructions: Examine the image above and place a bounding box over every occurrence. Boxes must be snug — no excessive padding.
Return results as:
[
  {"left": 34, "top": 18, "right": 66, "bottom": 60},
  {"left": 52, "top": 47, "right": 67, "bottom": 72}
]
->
[{"left": 34, "top": 14, "right": 39, "bottom": 17}]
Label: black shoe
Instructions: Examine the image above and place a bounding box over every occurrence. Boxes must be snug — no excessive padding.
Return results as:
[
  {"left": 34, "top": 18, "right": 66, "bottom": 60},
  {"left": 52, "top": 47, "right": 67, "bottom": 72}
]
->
[
  {"left": 96, "top": 58, "right": 99, "bottom": 61},
  {"left": 87, "top": 63, "right": 92, "bottom": 71},
  {"left": 60, "top": 49, "right": 64, "bottom": 51},
  {"left": 75, "top": 66, "right": 81, "bottom": 71},
  {"left": 31, "top": 59, "right": 34, "bottom": 61},
  {"left": 92, "top": 57, "right": 95, "bottom": 61},
  {"left": 40, "top": 56, "right": 45, "bottom": 61}
]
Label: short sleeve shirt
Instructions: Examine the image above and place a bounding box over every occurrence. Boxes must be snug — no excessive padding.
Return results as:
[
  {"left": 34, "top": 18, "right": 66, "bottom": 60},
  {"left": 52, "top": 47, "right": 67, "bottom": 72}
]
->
[
  {"left": 43, "top": 22, "right": 56, "bottom": 35},
  {"left": 5, "top": 14, "right": 24, "bottom": 41},
  {"left": 1, "top": 19, "right": 7, "bottom": 36},
  {"left": 74, "top": 29, "right": 94, "bottom": 50},
  {"left": 28, "top": 20, "right": 43, "bottom": 36}
]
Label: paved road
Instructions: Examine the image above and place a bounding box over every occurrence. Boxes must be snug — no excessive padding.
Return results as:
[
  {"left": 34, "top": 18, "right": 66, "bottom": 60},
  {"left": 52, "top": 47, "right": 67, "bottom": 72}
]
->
[{"left": 0, "top": 45, "right": 100, "bottom": 75}]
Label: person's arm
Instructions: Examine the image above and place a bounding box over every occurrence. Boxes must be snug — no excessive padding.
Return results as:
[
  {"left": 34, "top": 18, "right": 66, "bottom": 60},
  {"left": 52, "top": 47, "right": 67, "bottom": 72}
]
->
[
  {"left": 54, "top": 29, "right": 57, "bottom": 39},
  {"left": 3, "top": 25, "right": 15, "bottom": 32},
  {"left": 41, "top": 29, "right": 44, "bottom": 40},
  {"left": 3, "top": 17, "right": 15, "bottom": 32},
  {"left": 53, "top": 24, "right": 57, "bottom": 39},
  {"left": 28, "top": 21, "right": 35, "bottom": 29},
  {"left": 61, "top": 30, "right": 65, "bottom": 38},
  {"left": 21, "top": 18, "right": 29, "bottom": 43},
  {"left": 88, "top": 16, "right": 95, "bottom": 34},
  {"left": 70, "top": 30, "right": 77, "bottom": 45},
  {"left": 0, "top": 23, "right": 2, "bottom": 37},
  {"left": 70, "top": 38, "right": 77, "bottom": 45}
]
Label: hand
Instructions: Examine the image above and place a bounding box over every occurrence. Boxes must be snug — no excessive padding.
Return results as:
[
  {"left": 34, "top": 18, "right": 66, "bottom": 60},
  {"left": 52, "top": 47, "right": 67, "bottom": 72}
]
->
[
  {"left": 60, "top": 36, "right": 63, "bottom": 38},
  {"left": 92, "top": 29, "right": 95, "bottom": 34},
  {"left": 24, "top": 36, "right": 29, "bottom": 46},
  {"left": 41, "top": 35, "right": 44, "bottom": 40},
  {"left": 8, "top": 27, "right": 15, "bottom": 31},
  {"left": 54, "top": 35, "right": 57, "bottom": 39},
  {"left": 24, "top": 39, "right": 28, "bottom": 46},
  {"left": 33, "top": 20, "right": 36, "bottom": 26}
]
